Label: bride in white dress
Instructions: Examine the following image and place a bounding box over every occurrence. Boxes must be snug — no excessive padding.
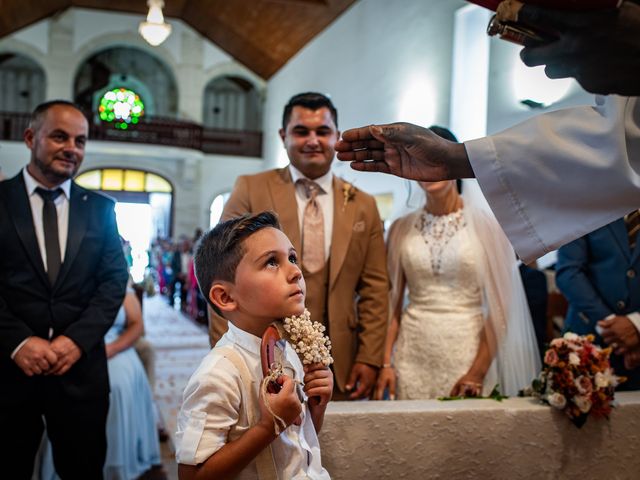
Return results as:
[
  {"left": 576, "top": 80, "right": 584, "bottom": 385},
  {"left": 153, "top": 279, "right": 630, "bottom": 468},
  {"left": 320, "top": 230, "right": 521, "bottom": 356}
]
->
[{"left": 375, "top": 128, "right": 540, "bottom": 400}]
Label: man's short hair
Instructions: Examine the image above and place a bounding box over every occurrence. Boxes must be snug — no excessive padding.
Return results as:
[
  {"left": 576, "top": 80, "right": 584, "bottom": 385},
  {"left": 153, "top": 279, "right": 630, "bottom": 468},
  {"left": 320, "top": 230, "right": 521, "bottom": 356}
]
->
[
  {"left": 282, "top": 92, "right": 338, "bottom": 130},
  {"left": 29, "top": 100, "right": 86, "bottom": 131},
  {"left": 194, "top": 211, "right": 281, "bottom": 309}
]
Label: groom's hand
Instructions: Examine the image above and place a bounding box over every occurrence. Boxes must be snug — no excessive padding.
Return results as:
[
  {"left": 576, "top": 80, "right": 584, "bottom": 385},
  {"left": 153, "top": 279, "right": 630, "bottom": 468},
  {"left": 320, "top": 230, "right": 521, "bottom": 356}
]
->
[{"left": 346, "top": 362, "right": 377, "bottom": 399}]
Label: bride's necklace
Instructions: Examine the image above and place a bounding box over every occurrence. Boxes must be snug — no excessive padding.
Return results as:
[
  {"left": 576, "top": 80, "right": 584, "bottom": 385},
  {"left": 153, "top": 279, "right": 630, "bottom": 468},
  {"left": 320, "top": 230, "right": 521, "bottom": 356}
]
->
[{"left": 416, "top": 208, "right": 465, "bottom": 275}]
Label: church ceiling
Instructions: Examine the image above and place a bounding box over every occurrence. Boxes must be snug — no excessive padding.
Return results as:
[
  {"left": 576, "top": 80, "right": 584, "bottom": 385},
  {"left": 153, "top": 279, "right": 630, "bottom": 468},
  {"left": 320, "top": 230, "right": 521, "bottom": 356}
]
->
[{"left": 0, "top": 0, "right": 357, "bottom": 79}]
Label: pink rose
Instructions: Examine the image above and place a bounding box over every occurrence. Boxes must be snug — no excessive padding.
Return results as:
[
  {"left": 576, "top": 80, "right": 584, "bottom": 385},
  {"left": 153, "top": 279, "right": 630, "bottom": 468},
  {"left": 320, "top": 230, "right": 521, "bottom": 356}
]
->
[
  {"left": 550, "top": 338, "right": 565, "bottom": 348},
  {"left": 575, "top": 375, "right": 593, "bottom": 396},
  {"left": 544, "top": 349, "right": 559, "bottom": 367}
]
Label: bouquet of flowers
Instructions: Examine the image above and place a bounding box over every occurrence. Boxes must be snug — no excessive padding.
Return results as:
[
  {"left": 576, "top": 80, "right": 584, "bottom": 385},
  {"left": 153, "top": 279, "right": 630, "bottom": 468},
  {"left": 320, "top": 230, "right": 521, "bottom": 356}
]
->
[
  {"left": 522, "top": 332, "right": 625, "bottom": 428},
  {"left": 282, "top": 309, "right": 333, "bottom": 367}
]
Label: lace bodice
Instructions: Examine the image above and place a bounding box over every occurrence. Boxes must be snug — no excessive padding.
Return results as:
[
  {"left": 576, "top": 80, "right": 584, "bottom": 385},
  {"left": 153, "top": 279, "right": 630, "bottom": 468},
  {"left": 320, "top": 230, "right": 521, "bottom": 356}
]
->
[
  {"left": 401, "top": 209, "right": 482, "bottom": 315},
  {"left": 393, "top": 208, "right": 491, "bottom": 399}
]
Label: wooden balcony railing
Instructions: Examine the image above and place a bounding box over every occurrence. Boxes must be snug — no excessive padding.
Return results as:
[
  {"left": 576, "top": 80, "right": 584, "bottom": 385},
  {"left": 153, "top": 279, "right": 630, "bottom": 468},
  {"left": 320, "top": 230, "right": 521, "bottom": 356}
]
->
[{"left": 0, "top": 111, "right": 262, "bottom": 157}]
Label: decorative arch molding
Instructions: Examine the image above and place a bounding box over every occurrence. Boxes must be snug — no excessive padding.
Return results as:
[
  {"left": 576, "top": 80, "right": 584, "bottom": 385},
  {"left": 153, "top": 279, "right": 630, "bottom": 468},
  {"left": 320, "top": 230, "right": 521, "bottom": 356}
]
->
[
  {"left": 79, "top": 154, "right": 190, "bottom": 189},
  {"left": 0, "top": 39, "right": 48, "bottom": 79},
  {"left": 0, "top": 45, "right": 48, "bottom": 113},
  {"left": 69, "top": 32, "right": 180, "bottom": 96},
  {"left": 202, "top": 64, "right": 265, "bottom": 131},
  {"left": 203, "top": 61, "right": 266, "bottom": 96},
  {"left": 72, "top": 41, "right": 179, "bottom": 119}
]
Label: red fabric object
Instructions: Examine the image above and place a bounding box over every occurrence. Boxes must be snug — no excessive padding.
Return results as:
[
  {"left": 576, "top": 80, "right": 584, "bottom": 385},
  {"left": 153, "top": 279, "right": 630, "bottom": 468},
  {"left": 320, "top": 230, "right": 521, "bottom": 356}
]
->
[
  {"left": 261, "top": 325, "right": 282, "bottom": 393},
  {"left": 467, "top": 0, "right": 620, "bottom": 11}
]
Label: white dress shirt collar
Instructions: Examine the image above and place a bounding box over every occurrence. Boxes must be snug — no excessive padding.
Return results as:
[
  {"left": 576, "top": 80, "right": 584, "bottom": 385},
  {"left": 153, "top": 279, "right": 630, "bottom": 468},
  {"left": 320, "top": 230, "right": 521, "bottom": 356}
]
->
[
  {"left": 226, "top": 321, "right": 262, "bottom": 356},
  {"left": 288, "top": 164, "right": 333, "bottom": 194},
  {"left": 23, "top": 166, "right": 72, "bottom": 199}
]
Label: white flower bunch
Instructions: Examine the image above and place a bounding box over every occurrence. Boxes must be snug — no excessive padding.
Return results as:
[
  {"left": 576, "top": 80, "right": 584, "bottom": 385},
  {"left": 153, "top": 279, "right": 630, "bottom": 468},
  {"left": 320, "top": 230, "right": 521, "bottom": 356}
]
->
[{"left": 283, "top": 309, "right": 333, "bottom": 367}]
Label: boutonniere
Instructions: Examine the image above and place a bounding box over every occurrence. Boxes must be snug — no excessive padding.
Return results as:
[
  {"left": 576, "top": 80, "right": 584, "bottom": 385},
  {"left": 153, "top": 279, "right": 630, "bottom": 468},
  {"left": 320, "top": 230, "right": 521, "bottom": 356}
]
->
[{"left": 342, "top": 182, "right": 356, "bottom": 211}]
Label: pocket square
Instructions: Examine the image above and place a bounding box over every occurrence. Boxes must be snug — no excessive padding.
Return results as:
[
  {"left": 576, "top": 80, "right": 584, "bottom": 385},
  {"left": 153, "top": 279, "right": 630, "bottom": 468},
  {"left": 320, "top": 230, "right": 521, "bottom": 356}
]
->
[{"left": 353, "top": 220, "right": 366, "bottom": 232}]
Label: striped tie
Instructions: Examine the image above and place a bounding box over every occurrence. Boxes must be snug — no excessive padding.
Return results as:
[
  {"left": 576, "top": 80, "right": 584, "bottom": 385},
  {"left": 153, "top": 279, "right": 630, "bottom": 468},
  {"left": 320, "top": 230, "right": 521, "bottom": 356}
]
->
[{"left": 625, "top": 209, "right": 640, "bottom": 250}]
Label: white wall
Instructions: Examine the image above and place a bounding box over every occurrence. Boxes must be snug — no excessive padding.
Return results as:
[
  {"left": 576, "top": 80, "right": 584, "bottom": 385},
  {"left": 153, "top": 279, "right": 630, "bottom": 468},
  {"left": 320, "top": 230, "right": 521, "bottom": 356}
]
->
[
  {"left": 263, "top": 0, "right": 595, "bottom": 225},
  {"left": 264, "top": 0, "right": 467, "bottom": 220},
  {"left": 486, "top": 36, "right": 594, "bottom": 136}
]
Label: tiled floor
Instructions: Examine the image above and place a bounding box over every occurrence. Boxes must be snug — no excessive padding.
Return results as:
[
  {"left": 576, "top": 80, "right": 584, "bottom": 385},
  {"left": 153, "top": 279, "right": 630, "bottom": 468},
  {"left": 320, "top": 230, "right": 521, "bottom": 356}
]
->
[{"left": 143, "top": 295, "right": 211, "bottom": 480}]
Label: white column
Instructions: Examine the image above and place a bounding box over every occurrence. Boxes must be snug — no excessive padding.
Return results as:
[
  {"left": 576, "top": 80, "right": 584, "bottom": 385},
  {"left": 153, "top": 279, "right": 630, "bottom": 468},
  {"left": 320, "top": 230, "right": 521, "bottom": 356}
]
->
[
  {"left": 450, "top": 5, "right": 491, "bottom": 142},
  {"left": 177, "top": 31, "right": 204, "bottom": 123},
  {"left": 45, "top": 11, "right": 75, "bottom": 100}
]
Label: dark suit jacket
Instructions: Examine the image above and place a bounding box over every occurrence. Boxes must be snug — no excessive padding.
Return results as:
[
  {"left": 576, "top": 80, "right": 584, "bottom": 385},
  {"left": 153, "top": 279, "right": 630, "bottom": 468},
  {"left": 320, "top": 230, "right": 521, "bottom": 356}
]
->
[
  {"left": 0, "top": 172, "right": 129, "bottom": 404},
  {"left": 556, "top": 218, "right": 640, "bottom": 389}
]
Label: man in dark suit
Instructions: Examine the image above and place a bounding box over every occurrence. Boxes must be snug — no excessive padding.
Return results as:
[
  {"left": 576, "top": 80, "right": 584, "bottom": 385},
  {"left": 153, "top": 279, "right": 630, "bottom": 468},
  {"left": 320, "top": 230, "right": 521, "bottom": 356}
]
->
[
  {"left": 556, "top": 215, "right": 640, "bottom": 389},
  {"left": 0, "top": 100, "right": 129, "bottom": 479}
]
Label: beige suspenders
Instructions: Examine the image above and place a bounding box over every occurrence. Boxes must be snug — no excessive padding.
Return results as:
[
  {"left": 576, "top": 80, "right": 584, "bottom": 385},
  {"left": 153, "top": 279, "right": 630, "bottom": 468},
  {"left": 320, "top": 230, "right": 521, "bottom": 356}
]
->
[{"left": 219, "top": 347, "right": 279, "bottom": 480}]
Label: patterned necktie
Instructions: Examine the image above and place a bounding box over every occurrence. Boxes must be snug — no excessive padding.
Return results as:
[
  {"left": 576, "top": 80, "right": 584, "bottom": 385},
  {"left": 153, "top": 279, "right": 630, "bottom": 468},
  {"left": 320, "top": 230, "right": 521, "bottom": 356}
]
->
[
  {"left": 298, "top": 179, "right": 325, "bottom": 273},
  {"left": 35, "top": 187, "right": 63, "bottom": 284},
  {"left": 626, "top": 209, "right": 640, "bottom": 250}
]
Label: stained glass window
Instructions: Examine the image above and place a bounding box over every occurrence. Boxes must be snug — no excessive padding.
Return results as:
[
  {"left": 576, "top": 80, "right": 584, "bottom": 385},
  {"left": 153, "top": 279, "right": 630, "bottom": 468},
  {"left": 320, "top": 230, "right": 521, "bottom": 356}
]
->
[
  {"left": 99, "top": 88, "right": 145, "bottom": 129},
  {"left": 76, "top": 169, "right": 172, "bottom": 193}
]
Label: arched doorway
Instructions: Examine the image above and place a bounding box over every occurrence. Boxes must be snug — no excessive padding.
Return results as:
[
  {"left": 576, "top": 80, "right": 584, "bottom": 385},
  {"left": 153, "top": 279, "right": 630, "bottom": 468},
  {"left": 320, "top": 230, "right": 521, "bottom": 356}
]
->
[
  {"left": 0, "top": 52, "right": 46, "bottom": 113},
  {"left": 202, "top": 75, "right": 262, "bottom": 131},
  {"left": 75, "top": 168, "right": 173, "bottom": 282}
]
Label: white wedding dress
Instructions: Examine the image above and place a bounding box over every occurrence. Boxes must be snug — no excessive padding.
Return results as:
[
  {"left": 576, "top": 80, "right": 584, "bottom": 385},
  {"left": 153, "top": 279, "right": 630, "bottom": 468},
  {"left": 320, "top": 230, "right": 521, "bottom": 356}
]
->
[{"left": 394, "top": 208, "right": 496, "bottom": 399}]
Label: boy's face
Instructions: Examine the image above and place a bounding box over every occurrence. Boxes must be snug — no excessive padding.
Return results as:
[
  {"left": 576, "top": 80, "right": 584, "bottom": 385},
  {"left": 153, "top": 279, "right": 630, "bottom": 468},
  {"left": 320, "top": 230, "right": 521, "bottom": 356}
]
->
[{"left": 230, "top": 227, "right": 306, "bottom": 327}]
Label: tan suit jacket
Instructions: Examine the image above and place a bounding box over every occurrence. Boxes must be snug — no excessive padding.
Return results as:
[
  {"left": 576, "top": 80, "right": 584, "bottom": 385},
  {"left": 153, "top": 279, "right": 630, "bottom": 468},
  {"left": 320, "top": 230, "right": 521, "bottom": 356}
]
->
[{"left": 209, "top": 167, "right": 389, "bottom": 391}]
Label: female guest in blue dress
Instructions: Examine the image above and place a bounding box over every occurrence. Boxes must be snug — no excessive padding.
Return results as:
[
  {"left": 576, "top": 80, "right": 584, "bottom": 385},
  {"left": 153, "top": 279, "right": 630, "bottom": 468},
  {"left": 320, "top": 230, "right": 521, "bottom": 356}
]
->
[{"left": 41, "top": 289, "right": 163, "bottom": 479}]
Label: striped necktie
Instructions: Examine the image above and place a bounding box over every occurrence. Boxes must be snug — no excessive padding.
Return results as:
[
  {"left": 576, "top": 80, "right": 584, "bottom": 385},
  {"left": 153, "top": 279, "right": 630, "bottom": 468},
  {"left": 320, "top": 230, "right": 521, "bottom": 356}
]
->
[{"left": 625, "top": 209, "right": 640, "bottom": 250}]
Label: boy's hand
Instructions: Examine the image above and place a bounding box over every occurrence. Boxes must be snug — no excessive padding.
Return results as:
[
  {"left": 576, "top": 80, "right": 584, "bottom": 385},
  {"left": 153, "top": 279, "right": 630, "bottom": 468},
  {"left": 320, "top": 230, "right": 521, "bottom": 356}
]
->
[
  {"left": 303, "top": 363, "right": 333, "bottom": 408},
  {"left": 258, "top": 375, "right": 302, "bottom": 433}
]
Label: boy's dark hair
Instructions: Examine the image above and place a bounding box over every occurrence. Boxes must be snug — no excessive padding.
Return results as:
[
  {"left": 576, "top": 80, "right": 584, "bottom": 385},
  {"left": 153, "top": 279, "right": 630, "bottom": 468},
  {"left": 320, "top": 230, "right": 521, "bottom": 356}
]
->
[
  {"left": 282, "top": 92, "right": 338, "bottom": 130},
  {"left": 429, "top": 125, "right": 463, "bottom": 194},
  {"left": 29, "top": 100, "right": 86, "bottom": 131},
  {"left": 194, "top": 211, "right": 281, "bottom": 310}
]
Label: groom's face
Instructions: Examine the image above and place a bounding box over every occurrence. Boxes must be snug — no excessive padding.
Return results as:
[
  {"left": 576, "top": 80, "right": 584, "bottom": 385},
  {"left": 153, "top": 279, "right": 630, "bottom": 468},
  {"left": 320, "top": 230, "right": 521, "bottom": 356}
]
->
[{"left": 279, "top": 106, "right": 339, "bottom": 180}]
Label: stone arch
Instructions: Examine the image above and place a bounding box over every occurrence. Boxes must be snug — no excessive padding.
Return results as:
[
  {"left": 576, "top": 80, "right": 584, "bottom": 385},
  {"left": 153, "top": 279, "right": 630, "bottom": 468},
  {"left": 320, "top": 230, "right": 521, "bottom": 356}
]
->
[
  {"left": 72, "top": 44, "right": 179, "bottom": 119},
  {"left": 0, "top": 50, "right": 46, "bottom": 113}
]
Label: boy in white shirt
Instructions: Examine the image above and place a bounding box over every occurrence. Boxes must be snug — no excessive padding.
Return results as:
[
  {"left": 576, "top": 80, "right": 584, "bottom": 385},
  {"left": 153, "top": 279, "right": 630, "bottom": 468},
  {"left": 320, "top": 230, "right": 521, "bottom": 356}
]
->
[{"left": 176, "top": 211, "right": 333, "bottom": 479}]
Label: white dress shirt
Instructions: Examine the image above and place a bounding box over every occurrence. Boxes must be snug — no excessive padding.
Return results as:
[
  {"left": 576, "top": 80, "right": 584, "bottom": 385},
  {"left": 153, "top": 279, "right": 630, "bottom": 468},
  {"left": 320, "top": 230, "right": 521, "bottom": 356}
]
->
[
  {"left": 175, "top": 322, "right": 330, "bottom": 479},
  {"left": 289, "top": 164, "right": 334, "bottom": 262}
]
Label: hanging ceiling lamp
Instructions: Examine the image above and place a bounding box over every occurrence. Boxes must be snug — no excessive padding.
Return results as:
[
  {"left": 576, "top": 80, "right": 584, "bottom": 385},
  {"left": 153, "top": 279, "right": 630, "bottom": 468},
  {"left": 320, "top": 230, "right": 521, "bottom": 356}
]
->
[{"left": 139, "top": 0, "right": 172, "bottom": 47}]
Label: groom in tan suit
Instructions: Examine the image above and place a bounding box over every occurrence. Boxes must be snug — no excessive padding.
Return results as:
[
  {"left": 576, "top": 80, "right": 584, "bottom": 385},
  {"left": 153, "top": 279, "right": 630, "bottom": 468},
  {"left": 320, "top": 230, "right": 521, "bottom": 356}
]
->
[{"left": 209, "top": 92, "right": 389, "bottom": 399}]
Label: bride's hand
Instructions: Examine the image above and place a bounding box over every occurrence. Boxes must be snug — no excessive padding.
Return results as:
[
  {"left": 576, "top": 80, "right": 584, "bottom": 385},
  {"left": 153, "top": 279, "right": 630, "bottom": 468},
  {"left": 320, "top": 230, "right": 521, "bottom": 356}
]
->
[
  {"left": 374, "top": 366, "right": 397, "bottom": 400},
  {"left": 450, "top": 373, "right": 484, "bottom": 397}
]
